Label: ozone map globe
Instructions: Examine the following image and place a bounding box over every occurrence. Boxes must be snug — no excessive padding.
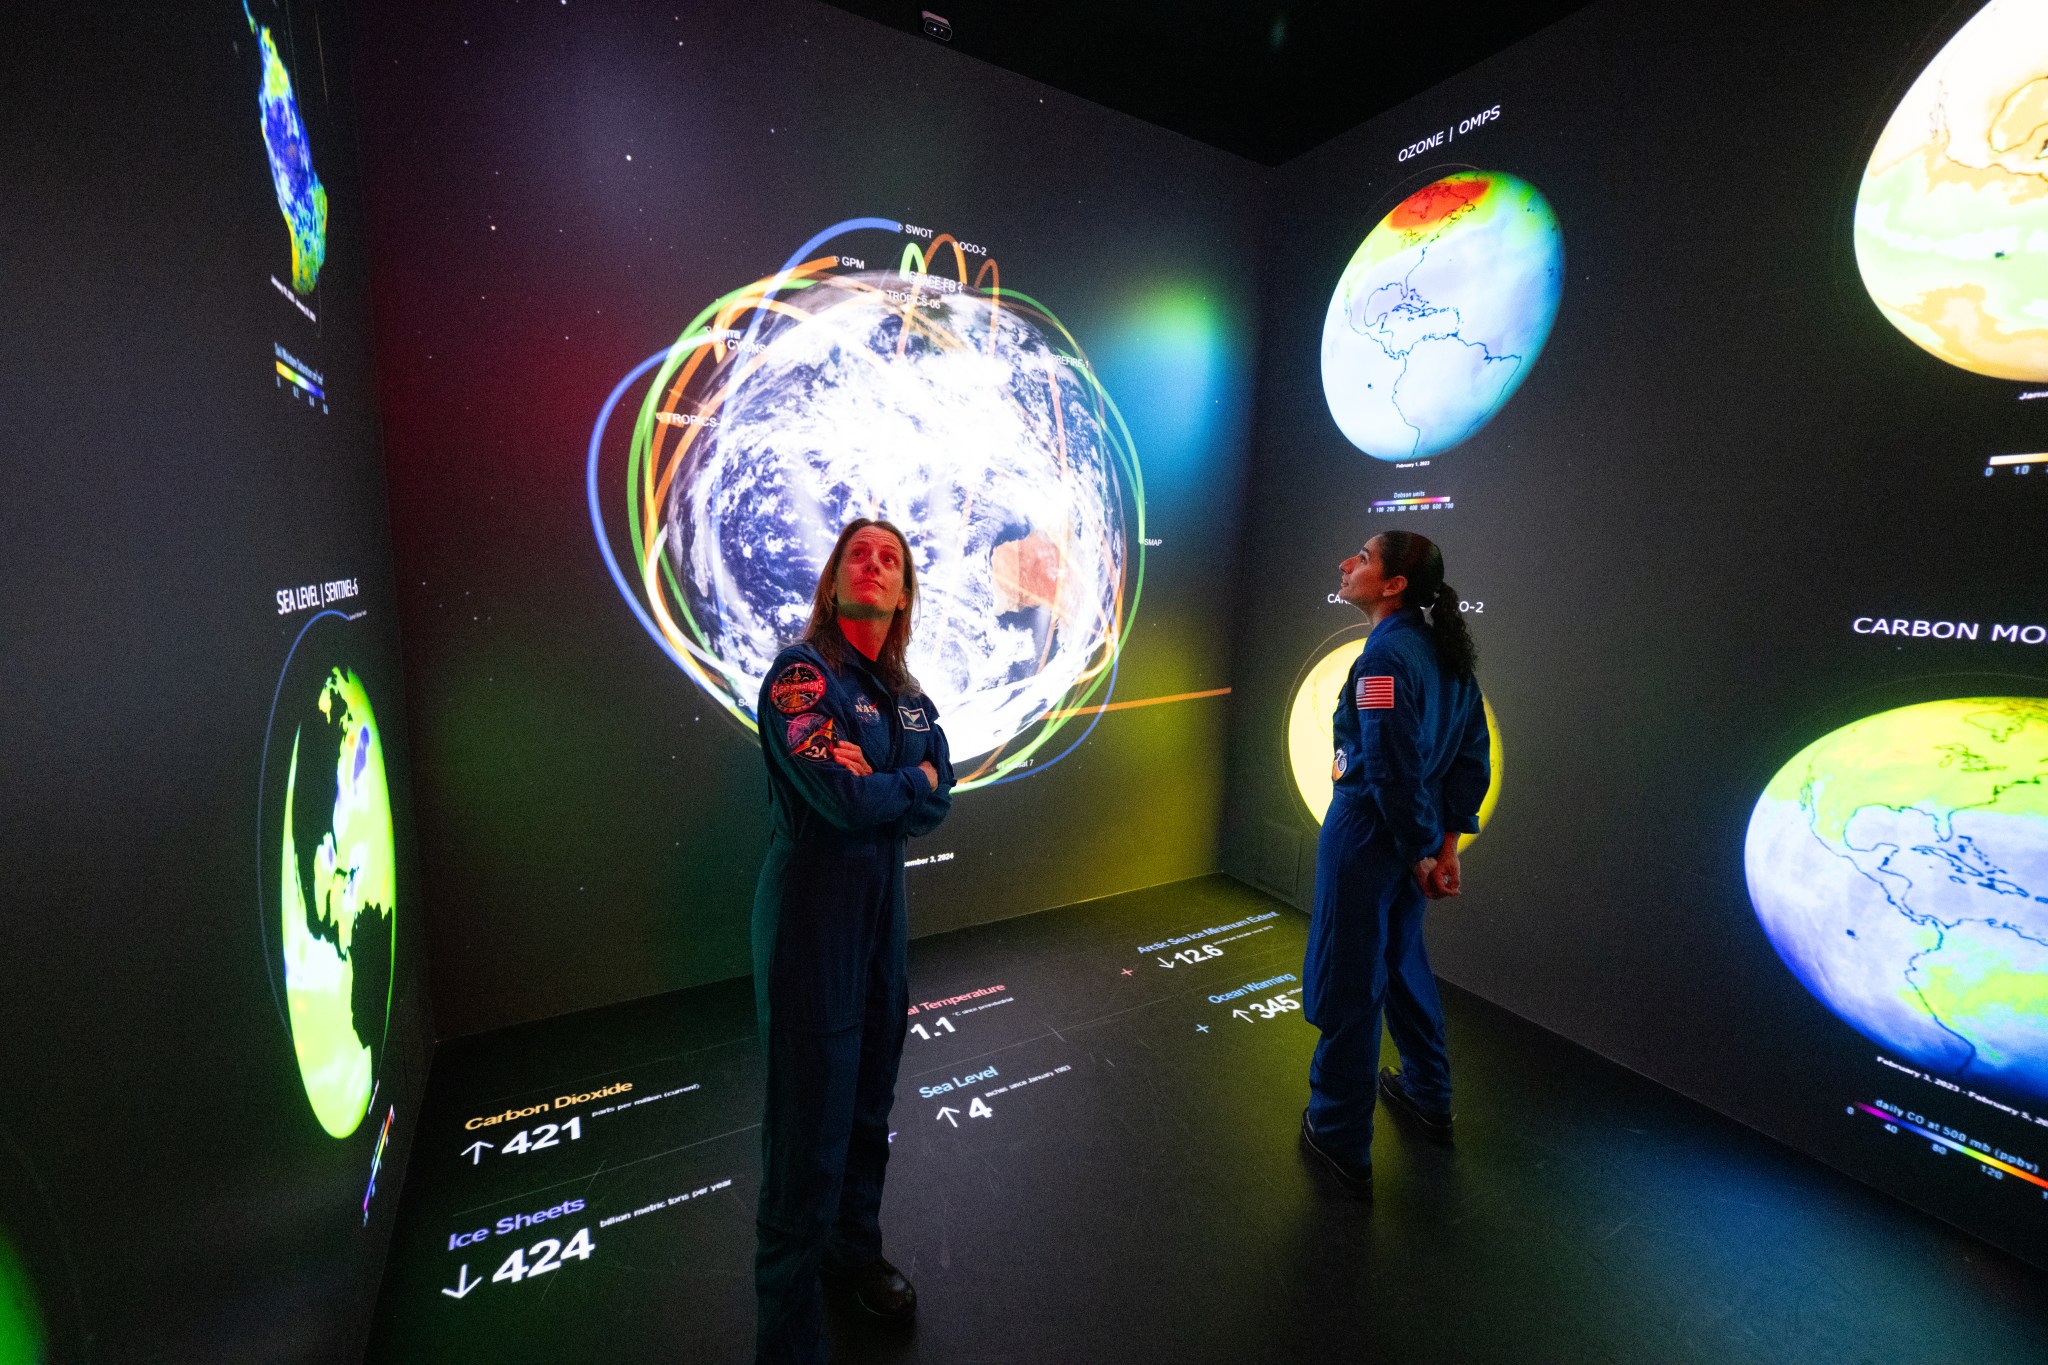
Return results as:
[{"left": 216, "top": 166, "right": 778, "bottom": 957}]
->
[
  {"left": 1321, "top": 171, "right": 1563, "bottom": 461},
  {"left": 1854, "top": 0, "right": 2048, "bottom": 380},
  {"left": 280, "top": 667, "right": 395, "bottom": 1138},
  {"left": 659, "top": 271, "right": 1131, "bottom": 767},
  {"left": 1745, "top": 697, "right": 2048, "bottom": 1103}
]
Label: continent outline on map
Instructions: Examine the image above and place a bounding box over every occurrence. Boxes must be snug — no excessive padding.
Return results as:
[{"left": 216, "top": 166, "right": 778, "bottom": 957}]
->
[{"left": 1765, "top": 697, "right": 2047, "bottom": 1093}]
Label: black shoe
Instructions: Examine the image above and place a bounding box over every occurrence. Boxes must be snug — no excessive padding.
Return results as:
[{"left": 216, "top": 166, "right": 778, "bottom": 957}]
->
[
  {"left": 1298, "top": 1109, "right": 1372, "bottom": 1200},
  {"left": 822, "top": 1255, "right": 917, "bottom": 1321},
  {"left": 1378, "top": 1068, "right": 1454, "bottom": 1146}
]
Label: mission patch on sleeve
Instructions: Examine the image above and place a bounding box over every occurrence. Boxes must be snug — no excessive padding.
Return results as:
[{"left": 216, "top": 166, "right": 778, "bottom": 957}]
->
[
  {"left": 770, "top": 661, "right": 828, "bottom": 715},
  {"left": 785, "top": 712, "right": 837, "bottom": 761}
]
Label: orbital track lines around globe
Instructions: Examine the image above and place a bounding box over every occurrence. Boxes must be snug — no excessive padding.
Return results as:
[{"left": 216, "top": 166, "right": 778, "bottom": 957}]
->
[
  {"left": 590, "top": 219, "right": 1144, "bottom": 791},
  {"left": 1321, "top": 171, "right": 1562, "bottom": 462},
  {"left": 1745, "top": 697, "right": 2048, "bottom": 1104}
]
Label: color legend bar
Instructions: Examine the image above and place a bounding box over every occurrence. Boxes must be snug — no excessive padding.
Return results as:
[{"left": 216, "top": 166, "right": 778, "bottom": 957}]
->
[
  {"left": 276, "top": 358, "right": 325, "bottom": 399},
  {"left": 1986, "top": 453, "right": 2041, "bottom": 467},
  {"left": 1853, "top": 1103, "right": 2048, "bottom": 1192},
  {"left": 1370, "top": 495, "right": 1454, "bottom": 513}
]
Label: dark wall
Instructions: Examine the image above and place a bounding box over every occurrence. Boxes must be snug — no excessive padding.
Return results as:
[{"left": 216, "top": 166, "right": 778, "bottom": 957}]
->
[
  {"left": 0, "top": 2, "right": 432, "bottom": 1359},
  {"left": 1225, "top": 0, "right": 2048, "bottom": 1269},
  {"left": 355, "top": 0, "right": 1264, "bottom": 1038}
]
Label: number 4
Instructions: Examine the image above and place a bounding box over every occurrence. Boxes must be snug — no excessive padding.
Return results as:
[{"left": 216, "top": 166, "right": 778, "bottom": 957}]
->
[{"left": 968, "top": 1098, "right": 992, "bottom": 1119}]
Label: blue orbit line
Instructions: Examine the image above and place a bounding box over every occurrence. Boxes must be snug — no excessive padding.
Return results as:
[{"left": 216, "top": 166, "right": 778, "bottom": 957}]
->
[{"left": 586, "top": 215, "right": 1126, "bottom": 785}]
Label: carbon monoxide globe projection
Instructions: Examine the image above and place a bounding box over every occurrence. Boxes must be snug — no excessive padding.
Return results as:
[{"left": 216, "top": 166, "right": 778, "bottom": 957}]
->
[
  {"left": 1745, "top": 698, "right": 2048, "bottom": 1104},
  {"left": 263, "top": 611, "right": 397, "bottom": 1140},
  {"left": 1284, "top": 638, "right": 1501, "bottom": 846},
  {"left": 1321, "top": 171, "right": 1562, "bottom": 461},
  {"left": 1854, "top": 0, "right": 2048, "bottom": 380},
  {"left": 590, "top": 218, "right": 1144, "bottom": 789}
]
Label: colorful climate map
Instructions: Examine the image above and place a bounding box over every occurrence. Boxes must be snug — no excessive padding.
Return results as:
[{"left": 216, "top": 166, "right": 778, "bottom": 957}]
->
[
  {"left": 1745, "top": 698, "right": 2048, "bottom": 1104},
  {"left": 245, "top": 2, "right": 327, "bottom": 294},
  {"left": 1321, "top": 171, "right": 1562, "bottom": 462},
  {"left": 1854, "top": 0, "right": 2048, "bottom": 380},
  {"left": 280, "top": 666, "right": 395, "bottom": 1138}
]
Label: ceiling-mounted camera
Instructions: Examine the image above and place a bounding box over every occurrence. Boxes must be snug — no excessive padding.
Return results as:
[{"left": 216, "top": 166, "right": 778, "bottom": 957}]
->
[{"left": 921, "top": 10, "right": 952, "bottom": 42}]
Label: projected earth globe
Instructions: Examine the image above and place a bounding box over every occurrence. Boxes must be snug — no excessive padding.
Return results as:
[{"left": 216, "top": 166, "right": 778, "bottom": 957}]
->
[
  {"left": 281, "top": 667, "right": 395, "bottom": 1139},
  {"left": 665, "top": 272, "right": 1127, "bottom": 763},
  {"left": 1854, "top": 0, "right": 2048, "bottom": 380},
  {"left": 1745, "top": 698, "right": 2048, "bottom": 1104},
  {"left": 1322, "top": 171, "right": 1562, "bottom": 461}
]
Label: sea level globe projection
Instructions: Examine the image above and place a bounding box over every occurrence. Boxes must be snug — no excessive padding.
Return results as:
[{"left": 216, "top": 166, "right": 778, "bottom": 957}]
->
[
  {"left": 1321, "top": 171, "right": 1563, "bottom": 461},
  {"left": 1284, "top": 638, "right": 1501, "bottom": 846},
  {"left": 1854, "top": 0, "right": 2048, "bottom": 380},
  {"left": 244, "top": 1, "right": 327, "bottom": 294},
  {"left": 1745, "top": 698, "right": 2048, "bottom": 1103},
  {"left": 278, "top": 663, "right": 396, "bottom": 1139},
  {"left": 598, "top": 222, "right": 1142, "bottom": 788}
]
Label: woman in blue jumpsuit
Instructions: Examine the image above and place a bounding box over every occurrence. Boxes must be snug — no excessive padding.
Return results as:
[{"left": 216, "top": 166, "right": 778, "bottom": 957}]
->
[
  {"left": 752, "top": 519, "right": 954, "bottom": 1364},
  {"left": 1300, "top": 529, "right": 1490, "bottom": 1199}
]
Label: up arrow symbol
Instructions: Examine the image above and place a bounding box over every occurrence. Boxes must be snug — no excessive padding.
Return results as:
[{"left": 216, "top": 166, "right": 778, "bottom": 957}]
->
[
  {"left": 1231, "top": 1009, "right": 1251, "bottom": 1022},
  {"left": 935, "top": 1106, "right": 960, "bottom": 1127},
  {"left": 440, "top": 1264, "right": 480, "bottom": 1300},
  {"left": 461, "top": 1141, "right": 493, "bottom": 1166}
]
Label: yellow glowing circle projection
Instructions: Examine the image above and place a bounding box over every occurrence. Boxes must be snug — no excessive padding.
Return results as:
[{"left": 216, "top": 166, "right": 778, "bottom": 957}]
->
[
  {"left": 1854, "top": 0, "right": 2048, "bottom": 379},
  {"left": 1285, "top": 640, "right": 1501, "bottom": 846}
]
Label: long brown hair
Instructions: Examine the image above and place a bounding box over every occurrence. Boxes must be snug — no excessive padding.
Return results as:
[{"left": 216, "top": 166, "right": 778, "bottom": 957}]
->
[
  {"left": 800, "top": 518, "right": 921, "bottom": 694},
  {"left": 1375, "top": 529, "right": 1477, "bottom": 677}
]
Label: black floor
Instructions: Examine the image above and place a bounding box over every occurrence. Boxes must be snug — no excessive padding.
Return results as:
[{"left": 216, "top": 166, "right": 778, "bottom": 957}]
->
[{"left": 368, "top": 877, "right": 2048, "bottom": 1365}]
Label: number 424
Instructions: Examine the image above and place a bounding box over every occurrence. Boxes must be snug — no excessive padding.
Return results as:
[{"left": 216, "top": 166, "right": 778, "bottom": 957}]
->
[{"left": 493, "top": 1227, "right": 595, "bottom": 1285}]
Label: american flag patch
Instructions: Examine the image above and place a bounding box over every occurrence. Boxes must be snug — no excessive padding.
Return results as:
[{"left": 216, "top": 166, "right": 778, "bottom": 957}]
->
[{"left": 1356, "top": 675, "right": 1395, "bottom": 710}]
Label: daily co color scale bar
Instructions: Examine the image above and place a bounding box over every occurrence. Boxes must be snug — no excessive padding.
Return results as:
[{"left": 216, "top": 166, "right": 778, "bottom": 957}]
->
[
  {"left": 276, "top": 359, "right": 325, "bottom": 398},
  {"left": 1371, "top": 495, "right": 1453, "bottom": 512},
  {"left": 1853, "top": 1103, "right": 2048, "bottom": 1192}
]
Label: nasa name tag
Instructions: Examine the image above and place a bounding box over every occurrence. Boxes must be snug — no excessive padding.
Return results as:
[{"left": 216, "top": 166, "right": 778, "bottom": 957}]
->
[{"left": 898, "top": 704, "right": 930, "bottom": 732}]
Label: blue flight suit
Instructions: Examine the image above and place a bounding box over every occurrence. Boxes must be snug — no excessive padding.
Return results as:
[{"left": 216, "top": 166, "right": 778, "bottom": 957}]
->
[
  {"left": 752, "top": 640, "right": 953, "bottom": 1365},
  {"left": 1303, "top": 606, "right": 1489, "bottom": 1168}
]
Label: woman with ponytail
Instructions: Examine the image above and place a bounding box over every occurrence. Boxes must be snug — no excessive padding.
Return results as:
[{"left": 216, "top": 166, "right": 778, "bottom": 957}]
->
[{"left": 1297, "top": 530, "right": 1492, "bottom": 1200}]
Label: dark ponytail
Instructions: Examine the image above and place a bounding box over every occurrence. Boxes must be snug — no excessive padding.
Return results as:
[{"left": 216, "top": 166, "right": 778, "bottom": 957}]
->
[{"left": 1374, "top": 529, "right": 1477, "bottom": 677}]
